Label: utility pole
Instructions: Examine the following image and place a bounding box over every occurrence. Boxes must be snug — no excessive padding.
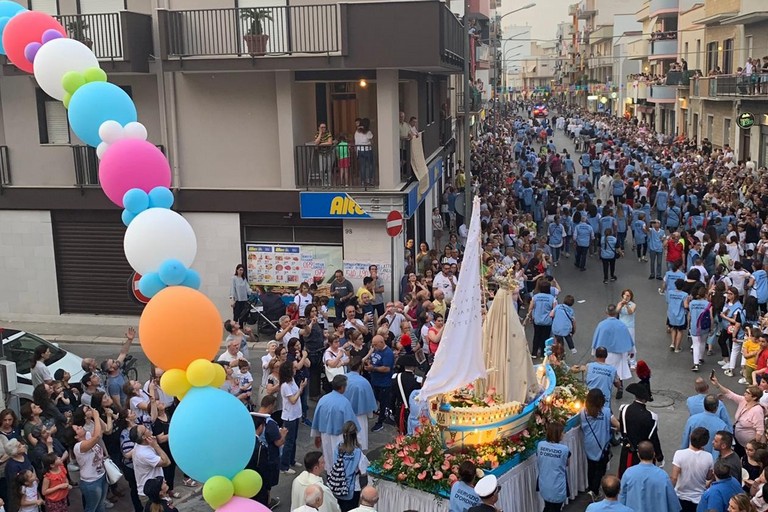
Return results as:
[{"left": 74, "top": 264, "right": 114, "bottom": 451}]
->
[{"left": 463, "top": 0, "right": 472, "bottom": 223}]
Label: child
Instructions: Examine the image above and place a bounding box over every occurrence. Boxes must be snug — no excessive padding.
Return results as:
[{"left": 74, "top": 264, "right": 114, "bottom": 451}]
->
[
  {"left": 237, "top": 360, "right": 254, "bottom": 406},
  {"left": 51, "top": 381, "right": 73, "bottom": 417},
  {"left": 41, "top": 453, "right": 69, "bottom": 512},
  {"left": 15, "top": 470, "right": 42, "bottom": 512},
  {"left": 635, "top": 360, "right": 653, "bottom": 402},
  {"left": 314, "top": 296, "right": 330, "bottom": 332},
  {"left": 360, "top": 292, "right": 375, "bottom": 333},
  {"left": 337, "top": 134, "right": 350, "bottom": 186},
  {"left": 742, "top": 326, "right": 760, "bottom": 385}
]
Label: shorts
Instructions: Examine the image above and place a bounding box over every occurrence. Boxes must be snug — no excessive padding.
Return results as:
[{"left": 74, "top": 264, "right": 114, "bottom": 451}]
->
[
  {"left": 338, "top": 157, "right": 350, "bottom": 169},
  {"left": 669, "top": 323, "right": 687, "bottom": 331}
]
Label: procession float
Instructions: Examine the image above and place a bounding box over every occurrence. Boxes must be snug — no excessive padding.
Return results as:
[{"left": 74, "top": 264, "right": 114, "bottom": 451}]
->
[{"left": 370, "top": 197, "right": 587, "bottom": 504}]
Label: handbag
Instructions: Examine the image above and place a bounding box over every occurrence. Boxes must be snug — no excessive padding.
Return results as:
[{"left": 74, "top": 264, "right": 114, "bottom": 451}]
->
[
  {"left": 324, "top": 349, "right": 346, "bottom": 380},
  {"left": 585, "top": 413, "right": 612, "bottom": 463},
  {"left": 103, "top": 458, "right": 123, "bottom": 485}
]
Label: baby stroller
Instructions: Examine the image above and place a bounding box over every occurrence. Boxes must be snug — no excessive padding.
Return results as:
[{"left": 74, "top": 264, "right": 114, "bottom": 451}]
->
[{"left": 246, "top": 291, "right": 283, "bottom": 338}]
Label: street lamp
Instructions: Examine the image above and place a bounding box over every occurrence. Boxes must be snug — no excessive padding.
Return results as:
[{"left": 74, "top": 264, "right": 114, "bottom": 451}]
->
[{"left": 497, "top": 2, "right": 536, "bottom": 21}]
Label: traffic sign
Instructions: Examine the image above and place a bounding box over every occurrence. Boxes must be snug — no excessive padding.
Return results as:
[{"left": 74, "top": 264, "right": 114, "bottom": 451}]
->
[
  {"left": 386, "top": 210, "right": 403, "bottom": 237},
  {"left": 129, "top": 272, "right": 150, "bottom": 304}
]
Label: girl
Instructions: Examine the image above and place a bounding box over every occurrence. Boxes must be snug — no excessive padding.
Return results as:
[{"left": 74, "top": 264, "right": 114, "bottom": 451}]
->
[
  {"left": 14, "top": 470, "right": 41, "bottom": 512},
  {"left": 333, "top": 421, "right": 369, "bottom": 512},
  {"left": 686, "top": 286, "right": 711, "bottom": 372},
  {"left": 40, "top": 454, "right": 69, "bottom": 512},
  {"left": 279, "top": 360, "right": 305, "bottom": 474}
]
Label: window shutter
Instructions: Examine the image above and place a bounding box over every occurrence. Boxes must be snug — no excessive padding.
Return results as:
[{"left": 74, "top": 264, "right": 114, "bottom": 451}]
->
[
  {"left": 45, "top": 101, "right": 70, "bottom": 144},
  {"left": 29, "top": 0, "right": 58, "bottom": 15}
]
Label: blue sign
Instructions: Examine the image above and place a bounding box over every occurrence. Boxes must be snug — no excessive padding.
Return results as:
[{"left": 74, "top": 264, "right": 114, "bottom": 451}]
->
[
  {"left": 407, "top": 156, "right": 444, "bottom": 217},
  {"left": 299, "top": 192, "right": 371, "bottom": 219}
]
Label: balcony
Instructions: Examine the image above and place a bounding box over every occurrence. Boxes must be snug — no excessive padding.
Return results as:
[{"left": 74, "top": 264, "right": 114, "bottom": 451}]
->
[
  {"left": 649, "top": 0, "right": 679, "bottom": 16},
  {"left": 589, "top": 25, "right": 613, "bottom": 43},
  {"left": 631, "top": 81, "right": 649, "bottom": 100},
  {"left": 692, "top": 75, "right": 768, "bottom": 98},
  {"left": 588, "top": 55, "right": 612, "bottom": 68},
  {"left": 158, "top": 2, "right": 464, "bottom": 72},
  {"left": 456, "top": 80, "right": 484, "bottom": 115},
  {"left": 650, "top": 38, "right": 678, "bottom": 58},
  {"left": 627, "top": 39, "right": 648, "bottom": 60},
  {"left": 568, "top": 4, "right": 578, "bottom": 16},
  {"left": 649, "top": 84, "right": 676, "bottom": 102},
  {"left": 73, "top": 145, "right": 165, "bottom": 188},
  {"left": 295, "top": 144, "right": 379, "bottom": 190}
]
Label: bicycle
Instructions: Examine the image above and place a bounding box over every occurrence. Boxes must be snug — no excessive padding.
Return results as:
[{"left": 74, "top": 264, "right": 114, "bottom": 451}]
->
[{"left": 121, "top": 354, "right": 139, "bottom": 381}]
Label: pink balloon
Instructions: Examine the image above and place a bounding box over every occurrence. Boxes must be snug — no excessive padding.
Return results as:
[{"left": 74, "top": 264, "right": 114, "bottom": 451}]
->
[
  {"left": 217, "top": 497, "right": 270, "bottom": 512},
  {"left": 99, "top": 139, "right": 171, "bottom": 207}
]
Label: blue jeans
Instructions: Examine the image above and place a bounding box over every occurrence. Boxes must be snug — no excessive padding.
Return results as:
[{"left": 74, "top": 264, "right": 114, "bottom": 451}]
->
[
  {"left": 80, "top": 474, "right": 108, "bottom": 512},
  {"left": 358, "top": 151, "right": 374, "bottom": 185},
  {"left": 280, "top": 418, "right": 299, "bottom": 470},
  {"left": 649, "top": 250, "right": 663, "bottom": 277}
]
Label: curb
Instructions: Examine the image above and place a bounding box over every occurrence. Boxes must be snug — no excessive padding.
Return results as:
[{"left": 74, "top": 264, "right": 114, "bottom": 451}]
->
[{"left": 52, "top": 336, "right": 275, "bottom": 351}]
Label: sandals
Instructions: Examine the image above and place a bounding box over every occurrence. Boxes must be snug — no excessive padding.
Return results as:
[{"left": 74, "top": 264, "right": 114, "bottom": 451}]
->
[
  {"left": 183, "top": 478, "right": 198, "bottom": 487},
  {"left": 169, "top": 491, "right": 181, "bottom": 499}
]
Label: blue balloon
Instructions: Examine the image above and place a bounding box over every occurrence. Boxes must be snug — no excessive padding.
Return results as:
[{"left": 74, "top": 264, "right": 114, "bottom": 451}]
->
[
  {"left": 123, "top": 188, "right": 150, "bottom": 215},
  {"left": 169, "top": 387, "right": 255, "bottom": 481},
  {"left": 138, "top": 272, "right": 166, "bottom": 298},
  {"left": 180, "top": 268, "right": 201, "bottom": 290},
  {"left": 0, "top": 2, "right": 27, "bottom": 55},
  {"left": 158, "top": 258, "right": 187, "bottom": 286},
  {"left": 68, "top": 82, "right": 137, "bottom": 147},
  {"left": 121, "top": 209, "right": 137, "bottom": 227},
  {"left": 148, "top": 187, "right": 174, "bottom": 209}
]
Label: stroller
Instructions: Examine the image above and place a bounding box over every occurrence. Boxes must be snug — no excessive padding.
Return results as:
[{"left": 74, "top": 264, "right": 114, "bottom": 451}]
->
[{"left": 245, "top": 291, "right": 284, "bottom": 338}]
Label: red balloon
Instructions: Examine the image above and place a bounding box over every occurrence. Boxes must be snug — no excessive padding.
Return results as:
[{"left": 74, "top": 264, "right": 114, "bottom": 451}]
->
[{"left": 2, "top": 11, "right": 65, "bottom": 73}]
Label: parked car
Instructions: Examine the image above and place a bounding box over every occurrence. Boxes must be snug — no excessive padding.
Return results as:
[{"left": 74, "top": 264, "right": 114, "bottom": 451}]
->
[
  {"left": 0, "top": 328, "right": 84, "bottom": 401},
  {"left": 533, "top": 104, "right": 549, "bottom": 118}
]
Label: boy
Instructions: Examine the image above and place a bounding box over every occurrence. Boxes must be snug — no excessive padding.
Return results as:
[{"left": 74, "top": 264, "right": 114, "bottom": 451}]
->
[{"left": 237, "top": 359, "right": 254, "bottom": 406}]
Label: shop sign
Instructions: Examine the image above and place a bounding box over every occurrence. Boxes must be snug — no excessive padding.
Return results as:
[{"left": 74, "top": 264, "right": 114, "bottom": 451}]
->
[
  {"left": 737, "top": 112, "right": 755, "bottom": 130},
  {"left": 299, "top": 192, "right": 370, "bottom": 219}
]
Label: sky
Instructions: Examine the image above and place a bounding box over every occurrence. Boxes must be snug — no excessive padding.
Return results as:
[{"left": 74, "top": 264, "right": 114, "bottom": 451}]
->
[{"left": 500, "top": 0, "right": 572, "bottom": 42}]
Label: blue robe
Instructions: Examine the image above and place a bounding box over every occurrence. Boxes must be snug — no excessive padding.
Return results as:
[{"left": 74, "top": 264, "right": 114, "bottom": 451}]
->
[
  {"left": 585, "top": 499, "right": 635, "bottom": 511},
  {"left": 619, "top": 463, "right": 681, "bottom": 512},
  {"left": 592, "top": 317, "right": 635, "bottom": 354},
  {"left": 311, "top": 390, "right": 359, "bottom": 435},
  {"left": 343, "top": 371, "right": 377, "bottom": 415}
]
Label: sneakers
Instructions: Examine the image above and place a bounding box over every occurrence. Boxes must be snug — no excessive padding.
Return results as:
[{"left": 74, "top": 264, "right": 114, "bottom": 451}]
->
[
  {"left": 717, "top": 360, "right": 727, "bottom": 366},
  {"left": 669, "top": 345, "right": 675, "bottom": 351},
  {"left": 639, "top": 258, "right": 643, "bottom": 263},
  {"left": 649, "top": 275, "right": 655, "bottom": 280},
  {"left": 371, "top": 424, "right": 384, "bottom": 433},
  {"left": 674, "top": 348, "right": 682, "bottom": 353},
  {"left": 610, "top": 275, "right": 618, "bottom": 281},
  {"left": 571, "top": 348, "right": 578, "bottom": 354},
  {"left": 604, "top": 279, "right": 608, "bottom": 284},
  {"left": 587, "top": 491, "right": 598, "bottom": 502},
  {"left": 738, "top": 378, "right": 748, "bottom": 384},
  {"left": 691, "top": 364, "right": 700, "bottom": 372},
  {"left": 724, "top": 369, "right": 734, "bottom": 377},
  {"left": 615, "top": 390, "right": 623, "bottom": 400},
  {"left": 707, "top": 349, "right": 714, "bottom": 356},
  {"left": 269, "top": 498, "right": 281, "bottom": 510},
  {"left": 281, "top": 468, "right": 296, "bottom": 475},
  {"left": 302, "top": 418, "right": 313, "bottom": 427}
]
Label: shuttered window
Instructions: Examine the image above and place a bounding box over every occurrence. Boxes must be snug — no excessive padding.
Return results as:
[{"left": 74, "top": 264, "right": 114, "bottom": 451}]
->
[
  {"left": 29, "top": 0, "right": 58, "bottom": 15},
  {"left": 44, "top": 101, "right": 69, "bottom": 144}
]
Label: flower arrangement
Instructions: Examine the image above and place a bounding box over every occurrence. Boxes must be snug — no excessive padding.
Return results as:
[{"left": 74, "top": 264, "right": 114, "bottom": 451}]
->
[{"left": 444, "top": 384, "right": 504, "bottom": 408}]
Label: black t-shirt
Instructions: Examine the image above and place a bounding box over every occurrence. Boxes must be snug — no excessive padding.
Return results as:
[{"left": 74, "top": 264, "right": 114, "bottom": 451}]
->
[{"left": 264, "top": 418, "right": 281, "bottom": 464}]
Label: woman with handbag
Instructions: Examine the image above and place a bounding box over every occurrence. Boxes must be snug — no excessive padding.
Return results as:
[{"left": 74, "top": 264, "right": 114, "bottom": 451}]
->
[
  {"left": 331, "top": 421, "right": 369, "bottom": 512},
  {"left": 66, "top": 406, "right": 108, "bottom": 512},
  {"left": 599, "top": 228, "right": 619, "bottom": 284},
  {"left": 580, "top": 388, "right": 619, "bottom": 501},
  {"left": 323, "top": 334, "right": 349, "bottom": 392}
]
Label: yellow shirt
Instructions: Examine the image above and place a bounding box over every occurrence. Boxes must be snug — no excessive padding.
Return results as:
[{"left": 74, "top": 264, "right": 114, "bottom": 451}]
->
[
  {"left": 356, "top": 286, "right": 373, "bottom": 302},
  {"left": 744, "top": 338, "right": 760, "bottom": 369},
  {"left": 433, "top": 299, "right": 447, "bottom": 317},
  {"left": 455, "top": 173, "right": 466, "bottom": 189}
]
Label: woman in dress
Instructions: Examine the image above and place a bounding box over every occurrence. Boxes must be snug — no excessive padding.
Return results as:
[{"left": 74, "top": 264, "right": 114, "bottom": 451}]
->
[
  {"left": 230, "top": 264, "right": 251, "bottom": 327},
  {"left": 151, "top": 401, "right": 179, "bottom": 499},
  {"left": 580, "top": 389, "right": 618, "bottom": 501},
  {"left": 617, "top": 289, "right": 637, "bottom": 368}
]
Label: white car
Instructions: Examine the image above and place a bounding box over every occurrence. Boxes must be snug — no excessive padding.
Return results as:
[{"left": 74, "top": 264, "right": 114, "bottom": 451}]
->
[{"left": 0, "top": 328, "right": 85, "bottom": 401}]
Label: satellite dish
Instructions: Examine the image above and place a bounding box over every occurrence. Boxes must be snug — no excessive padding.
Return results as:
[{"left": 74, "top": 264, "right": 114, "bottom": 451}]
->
[{"left": 454, "top": 192, "right": 465, "bottom": 215}]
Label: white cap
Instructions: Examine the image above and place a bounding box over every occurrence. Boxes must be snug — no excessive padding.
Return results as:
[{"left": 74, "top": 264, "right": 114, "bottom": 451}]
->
[{"left": 474, "top": 474, "right": 498, "bottom": 499}]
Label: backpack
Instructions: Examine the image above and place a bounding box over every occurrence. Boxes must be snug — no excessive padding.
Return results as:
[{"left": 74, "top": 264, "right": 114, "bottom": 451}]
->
[
  {"left": 327, "top": 452, "right": 349, "bottom": 498},
  {"left": 696, "top": 303, "right": 712, "bottom": 333}
]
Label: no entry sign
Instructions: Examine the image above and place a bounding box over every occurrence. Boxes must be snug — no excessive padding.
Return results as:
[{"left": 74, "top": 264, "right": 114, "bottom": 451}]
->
[
  {"left": 386, "top": 210, "right": 403, "bottom": 237},
  {"left": 129, "top": 272, "right": 150, "bottom": 304}
]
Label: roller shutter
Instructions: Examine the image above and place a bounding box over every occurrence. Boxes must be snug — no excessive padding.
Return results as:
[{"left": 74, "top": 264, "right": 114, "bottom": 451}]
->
[{"left": 52, "top": 210, "right": 143, "bottom": 315}]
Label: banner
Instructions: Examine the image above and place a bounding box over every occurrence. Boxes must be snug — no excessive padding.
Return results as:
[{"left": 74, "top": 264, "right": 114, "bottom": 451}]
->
[
  {"left": 343, "top": 261, "right": 392, "bottom": 286},
  {"left": 246, "top": 244, "right": 343, "bottom": 289},
  {"left": 410, "top": 135, "right": 429, "bottom": 197}
]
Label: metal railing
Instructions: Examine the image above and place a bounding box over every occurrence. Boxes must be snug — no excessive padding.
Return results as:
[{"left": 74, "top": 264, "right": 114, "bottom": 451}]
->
[
  {"left": 456, "top": 80, "right": 483, "bottom": 113},
  {"left": 295, "top": 144, "right": 378, "bottom": 189},
  {"left": 440, "top": 5, "right": 464, "bottom": 67},
  {"left": 72, "top": 145, "right": 99, "bottom": 187},
  {"left": 691, "top": 75, "right": 768, "bottom": 97},
  {"left": 56, "top": 13, "right": 123, "bottom": 60},
  {"left": 0, "top": 146, "right": 10, "bottom": 191},
  {"left": 164, "top": 6, "right": 340, "bottom": 57}
]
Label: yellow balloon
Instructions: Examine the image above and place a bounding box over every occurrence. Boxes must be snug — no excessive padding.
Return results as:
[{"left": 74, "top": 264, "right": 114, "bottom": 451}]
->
[
  {"left": 186, "top": 359, "right": 216, "bottom": 387},
  {"left": 211, "top": 363, "right": 226, "bottom": 388},
  {"left": 232, "top": 469, "right": 262, "bottom": 498},
  {"left": 160, "top": 369, "right": 191, "bottom": 398},
  {"left": 202, "top": 476, "right": 234, "bottom": 509}
]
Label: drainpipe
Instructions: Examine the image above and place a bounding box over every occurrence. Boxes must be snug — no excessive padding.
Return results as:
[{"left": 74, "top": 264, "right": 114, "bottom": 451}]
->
[{"left": 153, "top": 0, "right": 181, "bottom": 189}]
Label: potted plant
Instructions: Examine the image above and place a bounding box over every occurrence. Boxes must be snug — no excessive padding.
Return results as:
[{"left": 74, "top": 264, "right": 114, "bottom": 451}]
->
[
  {"left": 241, "top": 8, "right": 272, "bottom": 56},
  {"left": 67, "top": 19, "right": 92, "bottom": 49}
]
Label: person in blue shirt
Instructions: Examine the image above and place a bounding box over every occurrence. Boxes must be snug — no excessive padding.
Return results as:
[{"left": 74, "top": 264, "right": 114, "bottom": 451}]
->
[
  {"left": 599, "top": 208, "right": 617, "bottom": 239},
  {"left": 364, "top": 335, "right": 393, "bottom": 432},
  {"left": 586, "top": 347, "right": 619, "bottom": 404},
  {"left": 615, "top": 201, "right": 630, "bottom": 251},
  {"left": 648, "top": 220, "right": 665, "bottom": 280},
  {"left": 686, "top": 378, "right": 732, "bottom": 426},
  {"left": 585, "top": 475, "right": 634, "bottom": 512},
  {"left": 573, "top": 213, "right": 595, "bottom": 271},
  {"left": 600, "top": 228, "right": 619, "bottom": 284},
  {"left": 552, "top": 295, "right": 577, "bottom": 354},
  {"left": 586, "top": 205, "right": 601, "bottom": 255},
  {"left": 580, "top": 389, "right": 619, "bottom": 500},
  {"left": 525, "top": 279, "right": 556, "bottom": 359},
  {"left": 591, "top": 158, "right": 602, "bottom": 187},
  {"left": 748, "top": 261, "right": 768, "bottom": 313},
  {"left": 448, "top": 460, "right": 480, "bottom": 512},
  {"left": 562, "top": 208, "right": 573, "bottom": 258},
  {"left": 679, "top": 394, "right": 731, "bottom": 454},
  {"left": 666, "top": 200, "right": 682, "bottom": 233},
  {"left": 686, "top": 286, "right": 712, "bottom": 372},
  {"left": 536, "top": 422, "right": 570, "bottom": 512},
  {"left": 547, "top": 216, "right": 566, "bottom": 267},
  {"left": 633, "top": 213, "right": 649, "bottom": 262},
  {"left": 696, "top": 460, "right": 744, "bottom": 512},
  {"left": 653, "top": 185, "right": 669, "bottom": 227},
  {"left": 619, "top": 441, "right": 680, "bottom": 512},
  {"left": 716, "top": 288, "right": 744, "bottom": 370},
  {"left": 667, "top": 281, "right": 689, "bottom": 353}
]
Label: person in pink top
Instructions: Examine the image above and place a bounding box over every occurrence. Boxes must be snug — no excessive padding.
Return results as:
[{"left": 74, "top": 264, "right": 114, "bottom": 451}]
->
[{"left": 710, "top": 376, "right": 765, "bottom": 457}]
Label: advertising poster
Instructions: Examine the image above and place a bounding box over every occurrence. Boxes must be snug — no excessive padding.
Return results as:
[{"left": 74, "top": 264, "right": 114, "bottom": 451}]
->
[
  {"left": 343, "top": 261, "right": 392, "bottom": 285},
  {"left": 246, "top": 244, "right": 343, "bottom": 289}
]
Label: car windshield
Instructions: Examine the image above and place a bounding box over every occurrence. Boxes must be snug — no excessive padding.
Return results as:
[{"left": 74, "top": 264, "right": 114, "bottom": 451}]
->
[{"left": 2, "top": 332, "right": 67, "bottom": 375}]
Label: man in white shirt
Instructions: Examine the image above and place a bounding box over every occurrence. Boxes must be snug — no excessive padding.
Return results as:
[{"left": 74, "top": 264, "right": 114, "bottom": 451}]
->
[
  {"left": 432, "top": 263, "right": 458, "bottom": 304},
  {"left": 130, "top": 425, "right": 171, "bottom": 498},
  {"left": 275, "top": 315, "right": 301, "bottom": 348},
  {"left": 348, "top": 486, "right": 379, "bottom": 512},
  {"left": 290, "top": 452, "right": 340, "bottom": 512},
  {"left": 343, "top": 305, "right": 369, "bottom": 336},
  {"left": 382, "top": 302, "right": 405, "bottom": 338},
  {"left": 217, "top": 339, "right": 246, "bottom": 368},
  {"left": 294, "top": 484, "right": 324, "bottom": 512},
  {"left": 671, "top": 427, "right": 714, "bottom": 510}
]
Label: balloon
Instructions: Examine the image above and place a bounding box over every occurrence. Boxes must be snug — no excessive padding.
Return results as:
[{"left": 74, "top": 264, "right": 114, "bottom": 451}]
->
[
  {"left": 123, "top": 208, "right": 196, "bottom": 275},
  {"left": 99, "top": 139, "right": 171, "bottom": 207},
  {"left": 160, "top": 368, "right": 191, "bottom": 398},
  {"left": 0, "top": 1, "right": 26, "bottom": 55},
  {"left": 83, "top": 66, "right": 107, "bottom": 83},
  {"left": 61, "top": 71, "right": 86, "bottom": 96},
  {"left": 158, "top": 259, "right": 187, "bottom": 286},
  {"left": 186, "top": 359, "right": 215, "bottom": 387},
  {"left": 180, "top": 269, "right": 201, "bottom": 290},
  {"left": 68, "top": 82, "right": 137, "bottom": 147},
  {"left": 124, "top": 121, "right": 148, "bottom": 140},
  {"left": 33, "top": 38, "right": 98, "bottom": 100},
  {"left": 23, "top": 41, "right": 39, "bottom": 62},
  {"left": 138, "top": 272, "right": 166, "bottom": 299},
  {"left": 203, "top": 476, "right": 234, "bottom": 509},
  {"left": 232, "top": 470, "right": 262, "bottom": 498},
  {"left": 99, "top": 120, "right": 124, "bottom": 144},
  {"left": 2, "top": 11, "right": 65, "bottom": 73},
  {"left": 123, "top": 188, "right": 150, "bottom": 215},
  {"left": 148, "top": 187, "right": 174, "bottom": 209},
  {"left": 121, "top": 209, "right": 136, "bottom": 227},
  {"left": 96, "top": 142, "right": 109, "bottom": 159},
  {"left": 211, "top": 363, "right": 226, "bottom": 388},
  {"left": 138, "top": 287, "right": 221, "bottom": 371},
  {"left": 41, "top": 29, "right": 62, "bottom": 44},
  {"left": 169, "top": 387, "right": 255, "bottom": 482},
  {"left": 216, "top": 496, "right": 271, "bottom": 512}
]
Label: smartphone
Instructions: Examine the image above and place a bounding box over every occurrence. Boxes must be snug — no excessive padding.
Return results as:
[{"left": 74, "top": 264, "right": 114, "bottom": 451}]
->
[{"left": 710, "top": 369, "right": 716, "bottom": 380}]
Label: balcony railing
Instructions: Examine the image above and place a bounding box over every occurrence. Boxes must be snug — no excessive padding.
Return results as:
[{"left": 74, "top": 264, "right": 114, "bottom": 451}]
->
[
  {"left": 650, "top": 39, "right": 678, "bottom": 56},
  {"left": 457, "top": 81, "right": 483, "bottom": 114},
  {"left": 440, "top": 5, "right": 464, "bottom": 68},
  {"left": 649, "top": 84, "right": 676, "bottom": 101},
  {"left": 163, "top": 6, "right": 341, "bottom": 58},
  {"left": 295, "top": 144, "right": 379, "bottom": 190},
  {"left": 691, "top": 75, "right": 768, "bottom": 98},
  {"left": 440, "top": 117, "right": 454, "bottom": 146},
  {"left": 73, "top": 145, "right": 166, "bottom": 188},
  {"left": 0, "top": 146, "right": 10, "bottom": 191},
  {"left": 57, "top": 13, "right": 123, "bottom": 60}
]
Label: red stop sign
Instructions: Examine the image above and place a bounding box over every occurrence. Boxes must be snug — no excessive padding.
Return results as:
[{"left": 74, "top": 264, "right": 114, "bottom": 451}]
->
[
  {"left": 130, "top": 272, "right": 150, "bottom": 304},
  {"left": 386, "top": 210, "right": 403, "bottom": 237}
]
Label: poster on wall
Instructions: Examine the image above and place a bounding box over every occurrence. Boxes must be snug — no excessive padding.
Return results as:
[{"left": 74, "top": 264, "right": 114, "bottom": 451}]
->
[
  {"left": 246, "top": 244, "right": 343, "bottom": 289},
  {"left": 343, "top": 261, "right": 392, "bottom": 287}
]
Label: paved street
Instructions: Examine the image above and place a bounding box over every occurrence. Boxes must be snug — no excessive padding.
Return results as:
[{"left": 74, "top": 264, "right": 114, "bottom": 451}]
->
[{"left": 2, "top": 126, "right": 735, "bottom": 511}]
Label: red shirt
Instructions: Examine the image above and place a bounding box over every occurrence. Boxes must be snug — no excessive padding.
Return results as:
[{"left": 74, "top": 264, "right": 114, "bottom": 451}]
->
[
  {"left": 667, "top": 240, "right": 684, "bottom": 263},
  {"left": 757, "top": 348, "right": 768, "bottom": 371}
]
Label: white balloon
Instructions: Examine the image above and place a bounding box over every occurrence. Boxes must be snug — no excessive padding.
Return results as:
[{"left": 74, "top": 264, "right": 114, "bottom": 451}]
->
[
  {"left": 123, "top": 209, "right": 197, "bottom": 275},
  {"left": 96, "top": 142, "right": 109, "bottom": 159},
  {"left": 99, "top": 120, "right": 124, "bottom": 144},
  {"left": 123, "top": 122, "right": 148, "bottom": 141},
  {"left": 33, "top": 38, "right": 99, "bottom": 101}
]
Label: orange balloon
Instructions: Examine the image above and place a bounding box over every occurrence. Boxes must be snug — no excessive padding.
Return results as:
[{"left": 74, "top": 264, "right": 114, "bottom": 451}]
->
[{"left": 139, "top": 287, "right": 222, "bottom": 370}]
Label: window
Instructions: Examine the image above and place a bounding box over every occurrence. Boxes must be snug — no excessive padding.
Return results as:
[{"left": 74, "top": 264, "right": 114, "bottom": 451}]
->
[
  {"left": 707, "top": 114, "right": 713, "bottom": 140},
  {"left": 723, "top": 38, "right": 734, "bottom": 74},
  {"left": 724, "top": 118, "right": 731, "bottom": 147},
  {"left": 28, "top": 0, "right": 58, "bottom": 15},
  {"left": 36, "top": 89, "right": 69, "bottom": 144},
  {"left": 706, "top": 42, "right": 718, "bottom": 73},
  {"left": 695, "top": 39, "right": 701, "bottom": 70},
  {"left": 3, "top": 331, "right": 66, "bottom": 376}
]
